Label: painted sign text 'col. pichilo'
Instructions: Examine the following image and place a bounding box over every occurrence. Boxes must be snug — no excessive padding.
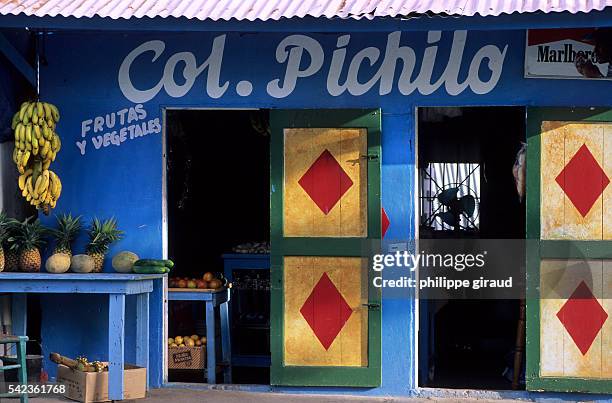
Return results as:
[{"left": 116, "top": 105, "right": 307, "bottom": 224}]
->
[{"left": 118, "top": 31, "right": 508, "bottom": 103}]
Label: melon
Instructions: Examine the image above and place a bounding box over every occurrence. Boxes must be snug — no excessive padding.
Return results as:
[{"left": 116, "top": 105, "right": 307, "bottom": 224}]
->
[
  {"left": 112, "top": 251, "right": 139, "bottom": 273},
  {"left": 71, "top": 254, "right": 95, "bottom": 273},
  {"left": 45, "top": 253, "right": 71, "bottom": 274}
]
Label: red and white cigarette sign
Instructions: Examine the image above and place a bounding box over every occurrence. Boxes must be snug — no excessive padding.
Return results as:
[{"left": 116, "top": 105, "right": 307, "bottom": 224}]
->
[{"left": 526, "top": 28, "right": 612, "bottom": 79}]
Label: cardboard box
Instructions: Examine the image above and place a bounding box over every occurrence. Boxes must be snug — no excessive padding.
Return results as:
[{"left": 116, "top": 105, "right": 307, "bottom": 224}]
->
[
  {"left": 56, "top": 363, "right": 146, "bottom": 403},
  {"left": 168, "top": 346, "right": 206, "bottom": 369}
]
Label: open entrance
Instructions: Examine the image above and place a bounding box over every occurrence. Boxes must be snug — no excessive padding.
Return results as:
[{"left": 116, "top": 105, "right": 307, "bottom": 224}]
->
[
  {"left": 165, "top": 109, "right": 271, "bottom": 385},
  {"left": 417, "top": 107, "right": 526, "bottom": 390}
]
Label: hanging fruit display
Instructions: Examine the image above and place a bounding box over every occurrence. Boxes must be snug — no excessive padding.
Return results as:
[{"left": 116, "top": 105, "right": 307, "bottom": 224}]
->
[{"left": 12, "top": 101, "right": 63, "bottom": 214}]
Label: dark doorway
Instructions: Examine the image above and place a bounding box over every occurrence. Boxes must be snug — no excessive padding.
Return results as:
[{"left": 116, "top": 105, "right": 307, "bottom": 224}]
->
[
  {"left": 166, "top": 109, "right": 271, "bottom": 384},
  {"left": 417, "top": 107, "right": 526, "bottom": 390}
]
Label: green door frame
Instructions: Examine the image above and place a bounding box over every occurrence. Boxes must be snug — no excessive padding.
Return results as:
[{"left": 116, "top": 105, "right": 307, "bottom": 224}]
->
[
  {"left": 526, "top": 107, "right": 612, "bottom": 393},
  {"left": 269, "top": 109, "right": 382, "bottom": 387}
]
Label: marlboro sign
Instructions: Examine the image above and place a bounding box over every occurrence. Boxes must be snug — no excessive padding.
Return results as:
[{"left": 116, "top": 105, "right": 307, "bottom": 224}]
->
[{"left": 525, "top": 28, "right": 612, "bottom": 79}]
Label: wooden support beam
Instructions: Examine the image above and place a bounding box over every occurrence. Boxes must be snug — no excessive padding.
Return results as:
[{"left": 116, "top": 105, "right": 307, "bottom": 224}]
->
[{"left": 0, "top": 33, "right": 35, "bottom": 88}]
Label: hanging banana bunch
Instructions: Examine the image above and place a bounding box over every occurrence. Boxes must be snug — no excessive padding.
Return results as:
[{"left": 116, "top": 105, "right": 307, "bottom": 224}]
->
[{"left": 11, "top": 101, "right": 63, "bottom": 214}]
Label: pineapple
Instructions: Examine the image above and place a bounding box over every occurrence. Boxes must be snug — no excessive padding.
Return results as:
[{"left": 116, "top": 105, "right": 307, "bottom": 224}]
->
[
  {"left": 52, "top": 214, "right": 82, "bottom": 258},
  {"left": 4, "top": 231, "right": 20, "bottom": 272},
  {"left": 86, "top": 217, "right": 123, "bottom": 272},
  {"left": 4, "top": 247, "right": 19, "bottom": 272},
  {"left": 0, "top": 212, "right": 18, "bottom": 272},
  {"left": 13, "top": 217, "right": 48, "bottom": 272}
]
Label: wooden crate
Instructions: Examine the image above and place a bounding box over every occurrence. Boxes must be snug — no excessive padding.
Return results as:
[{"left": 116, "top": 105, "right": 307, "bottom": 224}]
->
[{"left": 168, "top": 346, "right": 206, "bottom": 369}]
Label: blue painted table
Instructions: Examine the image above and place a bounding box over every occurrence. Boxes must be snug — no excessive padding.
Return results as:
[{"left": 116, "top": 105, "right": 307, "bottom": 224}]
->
[
  {"left": 0, "top": 272, "right": 164, "bottom": 400},
  {"left": 167, "top": 288, "right": 231, "bottom": 384}
]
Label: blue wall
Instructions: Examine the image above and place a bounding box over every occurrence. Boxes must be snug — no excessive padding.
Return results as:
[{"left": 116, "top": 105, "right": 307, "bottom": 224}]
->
[{"left": 36, "top": 27, "right": 612, "bottom": 395}]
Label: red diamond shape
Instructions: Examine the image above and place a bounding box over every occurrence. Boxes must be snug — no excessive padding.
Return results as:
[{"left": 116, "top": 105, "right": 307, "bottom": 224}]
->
[
  {"left": 300, "top": 272, "right": 353, "bottom": 350},
  {"left": 556, "top": 281, "right": 608, "bottom": 356},
  {"left": 555, "top": 144, "right": 610, "bottom": 217},
  {"left": 382, "top": 207, "right": 390, "bottom": 238},
  {"left": 298, "top": 149, "right": 353, "bottom": 215}
]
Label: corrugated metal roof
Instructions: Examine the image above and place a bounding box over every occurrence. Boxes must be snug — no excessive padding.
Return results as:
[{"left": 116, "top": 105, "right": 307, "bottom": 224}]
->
[{"left": 0, "top": 0, "right": 610, "bottom": 21}]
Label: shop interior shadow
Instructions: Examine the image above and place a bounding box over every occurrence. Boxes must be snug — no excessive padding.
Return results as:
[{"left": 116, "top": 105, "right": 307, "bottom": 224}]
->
[
  {"left": 417, "top": 106, "right": 526, "bottom": 390},
  {"left": 166, "top": 109, "right": 271, "bottom": 384}
]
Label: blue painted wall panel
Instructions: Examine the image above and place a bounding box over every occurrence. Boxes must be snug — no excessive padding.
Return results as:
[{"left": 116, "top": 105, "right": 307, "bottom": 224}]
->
[{"left": 35, "top": 27, "right": 612, "bottom": 394}]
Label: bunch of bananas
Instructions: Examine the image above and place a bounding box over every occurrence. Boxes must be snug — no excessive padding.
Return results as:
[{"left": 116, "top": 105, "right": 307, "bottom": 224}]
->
[
  {"left": 11, "top": 101, "right": 63, "bottom": 212},
  {"left": 18, "top": 162, "right": 62, "bottom": 208}
]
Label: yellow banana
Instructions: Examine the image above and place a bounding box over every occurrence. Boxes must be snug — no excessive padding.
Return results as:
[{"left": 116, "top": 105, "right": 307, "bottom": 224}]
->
[
  {"left": 50, "top": 171, "right": 62, "bottom": 198},
  {"left": 18, "top": 169, "right": 31, "bottom": 190},
  {"left": 51, "top": 151, "right": 56, "bottom": 162},
  {"left": 38, "top": 170, "right": 49, "bottom": 194},
  {"left": 43, "top": 125, "right": 51, "bottom": 140},
  {"left": 26, "top": 193, "right": 32, "bottom": 202},
  {"left": 49, "top": 172, "right": 58, "bottom": 199},
  {"left": 43, "top": 103, "right": 52, "bottom": 121},
  {"left": 22, "top": 150, "right": 30, "bottom": 166},
  {"left": 42, "top": 160, "right": 51, "bottom": 170},
  {"left": 12, "top": 148, "right": 17, "bottom": 164},
  {"left": 11, "top": 113, "right": 19, "bottom": 130},
  {"left": 32, "top": 136, "right": 39, "bottom": 150},
  {"left": 22, "top": 186, "right": 28, "bottom": 197},
  {"left": 32, "top": 111, "right": 38, "bottom": 125},
  {"left": 50, "top": 104, "right": 60, "bottom": 122},
  {"left": 19, "top": 102, "right": 29, "bottom": 121},
  {"left": 26, "top": 176, "right": 33, "bottom": 196},
  {"left": 25, "top": 142, "right": 31, "bottom": 151},
  {"left": 34, "top": 125, "right": 41, "bottom": 140},
  {"left": 25, "top": 125, "right": 32, "bottom": 143},
  {"left": 37, "top": 102, "right": 44, "bottom": 118},
  {"left": 50, "top": 199, "right": 56, "bottom": 208},
  {"left": 51, "top": 135, "right": 59, "bottom": 151},
  {"left": 34, "top": 174, "right": 43, "bottom": 194}
]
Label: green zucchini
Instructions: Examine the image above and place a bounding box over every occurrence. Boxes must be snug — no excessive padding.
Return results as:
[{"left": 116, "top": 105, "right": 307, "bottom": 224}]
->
[
  {"left": 133, "top": 259, "right": 166, "bottom": 267},
  {"left": 133, "top": 259, "right": 175, "bottom": 268},
  {"left": 133, "top": 265, "right": 167, "bottom": 274}
]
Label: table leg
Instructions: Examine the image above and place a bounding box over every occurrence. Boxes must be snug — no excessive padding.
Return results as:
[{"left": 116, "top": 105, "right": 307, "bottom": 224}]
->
[
  {"left": 220, "top": 297, "right": 232, "bottom": 383},
  {"left": 108, "top": 294, "right": 125, "bottom": 401},
  {"left": 205, "top": 301, "right": 215, "bottom": 384},
  {"left": 136, "top": 292, "right": 150, "bottom": 390}
]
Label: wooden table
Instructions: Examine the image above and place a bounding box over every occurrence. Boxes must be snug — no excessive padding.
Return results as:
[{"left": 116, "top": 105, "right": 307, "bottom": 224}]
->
[
  {"left": 167, "top": 288, "right": 231, "bottom": 384},
  {"left": 0, "top": 272, "right": 164, "bottom": 400}
]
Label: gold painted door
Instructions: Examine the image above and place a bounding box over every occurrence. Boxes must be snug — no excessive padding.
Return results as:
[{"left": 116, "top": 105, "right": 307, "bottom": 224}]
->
[
  {"left": 527, "top": 109, "right": 612, "bottom": 393},
  {"left": 270, "top": 110, "right": 381, "bottom": 386}
]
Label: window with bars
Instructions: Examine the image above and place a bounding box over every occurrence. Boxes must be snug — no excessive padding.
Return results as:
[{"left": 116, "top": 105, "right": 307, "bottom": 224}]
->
[{"left": 419, "top": 162, "right": 481, "bottom": 232}]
